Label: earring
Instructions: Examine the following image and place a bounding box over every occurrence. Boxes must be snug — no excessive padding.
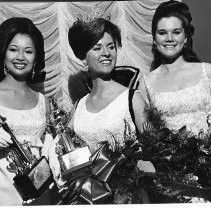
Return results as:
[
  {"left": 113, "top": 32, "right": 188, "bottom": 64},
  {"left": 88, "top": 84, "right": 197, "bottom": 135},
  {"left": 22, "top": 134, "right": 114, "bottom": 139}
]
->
[
  {"left": 3, "top": 62, "right": 7, "bottom": 75},
  {"left": 153, "top": 41, "right": 157, "bottom": 50},
  {"left": 83, "top": 60, "right": 89, "bottom": 72},
  {"left": 32, "top": 68, "right": 35, "bottom": 79},
  {"left": 31, "top": 63, "right": 36, "bottom": 79}
]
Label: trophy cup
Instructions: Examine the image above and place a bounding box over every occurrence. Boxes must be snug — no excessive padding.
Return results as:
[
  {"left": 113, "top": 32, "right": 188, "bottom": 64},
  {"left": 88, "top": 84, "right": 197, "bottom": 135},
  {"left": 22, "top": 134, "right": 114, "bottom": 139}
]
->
[
  {"left": 0, "top": 115, "right": 53, "bottom": 201},
  {"left": 49, "top": 97, "right": 92, "bottom": 181}
]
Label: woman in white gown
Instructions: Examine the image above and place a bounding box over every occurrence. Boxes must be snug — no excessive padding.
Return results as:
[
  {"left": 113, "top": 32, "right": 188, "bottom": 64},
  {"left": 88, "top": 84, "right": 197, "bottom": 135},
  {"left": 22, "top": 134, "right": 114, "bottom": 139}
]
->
[
  {"left": 0, "top": 17, "right": 53, "bottom": 205},
  {"left": 141, "top": 1, "right": 211, "bottom": 136},
  {"left": 60, "top": 17, "right": 153, "bottom": 203},
  {"left": 139, "top": 1, "right": 211, "bottom": 203},
  {"left": 68, "top": 18, "right": 146, "bottom": 154}
]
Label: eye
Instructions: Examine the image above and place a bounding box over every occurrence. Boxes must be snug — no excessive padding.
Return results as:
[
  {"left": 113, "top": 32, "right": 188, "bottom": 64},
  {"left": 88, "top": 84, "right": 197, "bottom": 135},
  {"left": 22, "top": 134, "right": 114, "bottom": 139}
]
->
[
  {"left": 108, "top": 44, "right": 115, "bottom": 50},
  {"left": 93, "top": 46, "right": 102, "bottom": 51},
  {"left": 174, "top": 30, "right": 182, "bottom": 35},
  {"left": 8, "top": 47, "right": 17, "bottom": 52},
  {"left": 25, "top": 50, "right": 33, "bottom": 54},
  {"left": 157, "top": 31, "right": 167, "bottom": 36}
]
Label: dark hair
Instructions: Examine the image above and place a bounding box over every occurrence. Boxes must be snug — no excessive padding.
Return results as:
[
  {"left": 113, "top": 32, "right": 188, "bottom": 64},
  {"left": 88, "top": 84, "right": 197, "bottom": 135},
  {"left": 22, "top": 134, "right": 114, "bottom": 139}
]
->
[
  {"left": 68, "top": 18, "right": 122, "bottom": 60},
  {"left": 0, "top": 17, "right": 45, "bottom": 83},
  {"left": 151, "top": 0, "right": 200, "bottom": 70}
]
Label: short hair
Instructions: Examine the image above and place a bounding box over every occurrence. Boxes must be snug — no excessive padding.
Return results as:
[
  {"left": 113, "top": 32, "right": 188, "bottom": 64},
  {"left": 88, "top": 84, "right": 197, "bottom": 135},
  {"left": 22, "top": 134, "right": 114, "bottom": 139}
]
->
[
  {"left": 0, "top": 17, "right": 45, "bottom": 83},
  {"left": 68, "top": 18, "right": 122, "bottom": 60},
  {"left": 151, "top": 0, "right": 200, "bottom": 70}
]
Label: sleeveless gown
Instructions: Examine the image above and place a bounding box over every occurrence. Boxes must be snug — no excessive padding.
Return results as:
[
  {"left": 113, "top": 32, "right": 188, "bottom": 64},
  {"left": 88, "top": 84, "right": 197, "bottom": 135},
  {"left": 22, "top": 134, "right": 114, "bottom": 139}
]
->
[
  {"left": 0, "top": 93, "right": 47, "bottom": 205},
  {"left": 73, "top": 89, "right": 136, "bottom": 153},
  {"left": 144, "top": 62, "right": 211, "bottom": 203},
  {"left": 144, "top": 62, "right": 211, "bottom": 136}
]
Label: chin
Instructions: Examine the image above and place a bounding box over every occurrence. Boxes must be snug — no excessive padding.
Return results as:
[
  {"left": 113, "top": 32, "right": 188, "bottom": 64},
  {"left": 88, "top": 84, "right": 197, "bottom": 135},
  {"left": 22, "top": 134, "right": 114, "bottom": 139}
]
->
[{"left": 162, "top": 53, "right": 182, "bottom": 62}]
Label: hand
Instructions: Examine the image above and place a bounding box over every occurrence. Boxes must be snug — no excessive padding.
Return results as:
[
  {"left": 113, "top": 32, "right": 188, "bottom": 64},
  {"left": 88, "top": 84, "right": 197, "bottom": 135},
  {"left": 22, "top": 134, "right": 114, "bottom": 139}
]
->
[{"left": 0, "top": 127, "right": 12, "bottom": 148}]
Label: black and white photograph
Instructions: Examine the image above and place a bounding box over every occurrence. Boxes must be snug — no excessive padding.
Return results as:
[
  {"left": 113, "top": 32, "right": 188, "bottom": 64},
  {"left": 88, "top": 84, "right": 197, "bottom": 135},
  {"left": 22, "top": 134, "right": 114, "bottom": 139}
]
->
[{"left": 0, "top": 0, "right": 211, "bottom": 208}]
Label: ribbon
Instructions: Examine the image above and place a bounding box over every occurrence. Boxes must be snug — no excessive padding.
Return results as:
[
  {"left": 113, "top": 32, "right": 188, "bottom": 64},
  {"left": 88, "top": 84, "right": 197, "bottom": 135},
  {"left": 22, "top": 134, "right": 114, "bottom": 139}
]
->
[{"left": 61, "top": 144, "right": 125, "bottom": 204}]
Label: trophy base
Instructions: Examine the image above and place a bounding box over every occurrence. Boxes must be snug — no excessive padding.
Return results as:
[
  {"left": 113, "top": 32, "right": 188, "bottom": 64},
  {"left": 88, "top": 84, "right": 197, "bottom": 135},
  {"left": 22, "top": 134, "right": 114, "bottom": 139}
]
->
[
  {"left": 14, "top": 156, "right": 53, "bottom": 201},
  {"left": 59, "top": 146, "right": 92, "bottom": 180}
]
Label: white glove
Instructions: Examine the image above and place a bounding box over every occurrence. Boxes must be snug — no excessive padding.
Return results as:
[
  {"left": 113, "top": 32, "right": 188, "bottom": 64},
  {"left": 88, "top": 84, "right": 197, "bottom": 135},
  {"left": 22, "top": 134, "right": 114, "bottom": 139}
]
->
[{"left": 0, "top": 127, "right": 12, "bottom": 148}]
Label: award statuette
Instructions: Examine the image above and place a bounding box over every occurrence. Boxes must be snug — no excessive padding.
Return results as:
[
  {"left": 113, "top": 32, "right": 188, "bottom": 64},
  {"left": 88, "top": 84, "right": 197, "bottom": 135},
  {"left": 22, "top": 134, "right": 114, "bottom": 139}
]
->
[
  {"left": 0, "top": 115, "right": 53, "bottom": 201},
  {"left": 49, "top": 97, "right": 92, "bottom": 181}
]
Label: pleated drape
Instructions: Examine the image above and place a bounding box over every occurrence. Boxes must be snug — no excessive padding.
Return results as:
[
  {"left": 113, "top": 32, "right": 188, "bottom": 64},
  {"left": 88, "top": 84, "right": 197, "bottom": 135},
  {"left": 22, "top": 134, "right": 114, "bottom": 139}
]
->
[{"left": 0, "top": 1, "right": 169, "bottom": 110}]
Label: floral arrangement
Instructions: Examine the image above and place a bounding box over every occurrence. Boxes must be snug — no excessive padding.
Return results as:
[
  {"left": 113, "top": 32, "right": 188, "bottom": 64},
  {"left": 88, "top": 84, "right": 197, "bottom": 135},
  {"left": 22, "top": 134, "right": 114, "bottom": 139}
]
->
[
  {"left": 59, "top": 120, "right": 145, "bottom": 204},
  {"left": 47, "top": 96, "right": 211, "bottom": 204},
  {"left": 137, "top": 106, "right": 211, "bottom": 203}
]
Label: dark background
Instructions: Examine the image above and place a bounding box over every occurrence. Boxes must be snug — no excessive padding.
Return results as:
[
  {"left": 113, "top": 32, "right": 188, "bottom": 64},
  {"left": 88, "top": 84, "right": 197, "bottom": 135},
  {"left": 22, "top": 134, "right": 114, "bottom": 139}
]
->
[{"left": 183, "top": 0, "right": 211, "bottom": 63}]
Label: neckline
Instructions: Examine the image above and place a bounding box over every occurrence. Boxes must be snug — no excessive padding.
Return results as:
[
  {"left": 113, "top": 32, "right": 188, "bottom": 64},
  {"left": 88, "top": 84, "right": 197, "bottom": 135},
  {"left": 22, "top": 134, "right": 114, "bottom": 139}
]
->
[
  {"left": 145, "top": 63, "right": 204, "bottom": 94},
  {"left": 84, "top": 89, "right": 128, "bottom": 114},
  {"left": 0, "top": 93, "right": 40, "bottom": 111}
]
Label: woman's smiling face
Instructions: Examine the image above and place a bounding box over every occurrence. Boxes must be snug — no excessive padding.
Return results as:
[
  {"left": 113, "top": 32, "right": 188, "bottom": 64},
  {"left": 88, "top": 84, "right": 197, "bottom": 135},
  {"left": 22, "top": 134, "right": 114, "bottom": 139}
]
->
[
  {"left": 85, "top": 32, "right": 117, "bottom": 77},
  {"left": 5, "top": 33, "right": 36, "bottom": 80},
  {"left": 154, "top": 16, "right": 187, "bottom": 60}
]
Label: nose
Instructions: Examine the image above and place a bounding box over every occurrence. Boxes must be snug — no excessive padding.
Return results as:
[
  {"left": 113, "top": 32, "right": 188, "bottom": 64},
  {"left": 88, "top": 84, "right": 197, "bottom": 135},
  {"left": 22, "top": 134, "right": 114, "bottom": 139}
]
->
[
  {"left": 16, "top": 51, "right": 25, "bottom": 60},
  {"left": 102, "top": 46, "right": 110, "bottom": 57},
  {"left": 166, "top": 32, "right": 173, "bottom": 41}
]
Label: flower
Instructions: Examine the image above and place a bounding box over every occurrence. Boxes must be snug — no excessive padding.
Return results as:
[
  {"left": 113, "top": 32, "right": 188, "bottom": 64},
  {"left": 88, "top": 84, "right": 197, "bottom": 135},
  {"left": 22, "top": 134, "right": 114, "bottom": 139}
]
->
[{"left": 137, "top": 105, "right": 211, "bottom": 203}]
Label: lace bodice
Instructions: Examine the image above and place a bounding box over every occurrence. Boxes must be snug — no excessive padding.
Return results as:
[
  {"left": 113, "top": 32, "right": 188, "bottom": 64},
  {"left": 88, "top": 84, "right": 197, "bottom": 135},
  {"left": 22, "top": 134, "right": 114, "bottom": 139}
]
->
[
  {"left": 73, "top": 89, "right": 136, "bottom": 153},
  {"left": 144, "top": 63, "right": 211, "bottom": 135},
  {"left": 0, "top": 93, "right": 46, "bottom": 147},
  {"left": 0, "top": 93, "right": 47, "bottom": 205}
]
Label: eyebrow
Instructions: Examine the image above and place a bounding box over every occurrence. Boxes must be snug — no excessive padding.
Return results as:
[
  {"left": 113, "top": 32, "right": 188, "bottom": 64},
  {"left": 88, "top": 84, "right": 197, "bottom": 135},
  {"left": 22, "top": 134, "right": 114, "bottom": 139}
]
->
[
  {"left": 9, "top": 44, "right": 34, "bottom": 49},
  {"left": 95, "top": 42, "right": 115, "bottom": 46},
  {"left": 157, "top": 28, "right": 183, "bottom": 31}
]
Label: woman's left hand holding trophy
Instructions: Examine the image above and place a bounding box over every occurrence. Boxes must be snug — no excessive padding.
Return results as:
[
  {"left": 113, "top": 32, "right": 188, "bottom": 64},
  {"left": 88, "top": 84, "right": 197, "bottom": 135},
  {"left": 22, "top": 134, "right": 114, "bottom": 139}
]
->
[{"left": 47, "top": 97, "right": 72, "bottom": 189}]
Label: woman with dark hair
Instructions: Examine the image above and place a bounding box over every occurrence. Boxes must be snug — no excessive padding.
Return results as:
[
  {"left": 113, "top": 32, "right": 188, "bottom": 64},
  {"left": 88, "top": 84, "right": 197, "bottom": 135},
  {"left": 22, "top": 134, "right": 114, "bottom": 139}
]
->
[
  {"left": 141, "top": 0, "right": 211, "bottom": 136},
  {"left": 68, "top": 17, "right": 147, "bottom": 154},
  {"left": 0, "top": 17, "right": 53, "bottom": 205},
  {"left": 51, "top": 17, "right": 154, "bottom": 203}
]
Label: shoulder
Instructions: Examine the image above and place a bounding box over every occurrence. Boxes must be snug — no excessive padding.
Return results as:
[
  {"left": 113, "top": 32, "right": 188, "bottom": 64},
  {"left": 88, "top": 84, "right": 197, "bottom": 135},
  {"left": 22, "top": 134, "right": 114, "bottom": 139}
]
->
[{"left": 145, "top": 67, "right": 161, "bottom": 82}]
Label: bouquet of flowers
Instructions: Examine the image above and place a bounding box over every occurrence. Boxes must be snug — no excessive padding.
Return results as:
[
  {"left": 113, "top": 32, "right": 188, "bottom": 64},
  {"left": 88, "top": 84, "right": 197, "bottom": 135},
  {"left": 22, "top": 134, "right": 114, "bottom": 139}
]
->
[
  {"left": 59, "top": 120, "right": 146, "bottom": 204},
  {"left": 137, "top": 106, "right": 211, "bottom": 203}
]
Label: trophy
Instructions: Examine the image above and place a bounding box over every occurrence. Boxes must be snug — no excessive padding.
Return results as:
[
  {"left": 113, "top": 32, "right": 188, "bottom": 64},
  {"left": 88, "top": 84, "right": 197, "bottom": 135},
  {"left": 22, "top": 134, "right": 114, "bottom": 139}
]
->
[
  {"left": 0, "top": 115, "right": 53, "bottom": 201},
  {"left": 49, "top": 97, "right": 92, "bottom": 181}
]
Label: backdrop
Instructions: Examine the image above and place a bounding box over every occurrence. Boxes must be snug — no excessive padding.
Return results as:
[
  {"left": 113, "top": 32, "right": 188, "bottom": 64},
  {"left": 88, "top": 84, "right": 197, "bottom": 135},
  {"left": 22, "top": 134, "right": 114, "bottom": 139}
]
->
[{"left": 0, "top": 1, "right": 168, "bottom": 111}]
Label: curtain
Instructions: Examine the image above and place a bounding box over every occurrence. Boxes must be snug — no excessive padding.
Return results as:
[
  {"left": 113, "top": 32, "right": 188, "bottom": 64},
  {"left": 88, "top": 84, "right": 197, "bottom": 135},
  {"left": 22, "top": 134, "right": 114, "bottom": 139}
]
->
[{"left": 0, "top": 1, "right": 169, "bottom": 111}]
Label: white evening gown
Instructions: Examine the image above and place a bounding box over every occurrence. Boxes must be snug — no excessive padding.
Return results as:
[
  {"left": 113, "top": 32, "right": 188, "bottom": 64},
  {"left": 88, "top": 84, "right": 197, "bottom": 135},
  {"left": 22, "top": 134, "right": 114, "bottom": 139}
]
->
[
  {"left": 144, "top": 62, "right": 211, "bottom": 203},
  {"left": 73, "top": 89, "right": 136, "bottom": 153},
  {"left": 0, "top": 93, "right": 49, "bottom": 206},
  {"left": 144, "top": 62, "right": 211, "bottom": 136}
]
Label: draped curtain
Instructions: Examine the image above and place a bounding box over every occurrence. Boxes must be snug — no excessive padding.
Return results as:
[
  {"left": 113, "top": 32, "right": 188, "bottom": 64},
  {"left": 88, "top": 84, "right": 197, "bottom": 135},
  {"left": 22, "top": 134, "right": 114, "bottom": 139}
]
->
[{"left": 0, "top": 1, "right": 170, "bottom": 111}]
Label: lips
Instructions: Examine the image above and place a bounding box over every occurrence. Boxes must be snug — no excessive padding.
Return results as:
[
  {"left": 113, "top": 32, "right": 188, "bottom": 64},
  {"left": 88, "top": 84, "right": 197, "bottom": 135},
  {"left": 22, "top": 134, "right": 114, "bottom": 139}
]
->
[
  {"left": 100, "top": 59, "right": 112, "bottom": 64},
  {"left": 13, "top": 63, "right": 26, "bottom": 69},
  {"left": 164, "top": 45, "right": 176, "bottom": 48}
]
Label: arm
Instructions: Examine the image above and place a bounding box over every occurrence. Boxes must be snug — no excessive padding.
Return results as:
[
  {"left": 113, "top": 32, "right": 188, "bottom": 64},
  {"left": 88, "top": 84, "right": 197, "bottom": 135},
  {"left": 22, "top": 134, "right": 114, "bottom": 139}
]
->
[
  {"left": 137, "top": 75, "right": 150, "bottom": 106},
  {"left": 132, "top": 91, "right": 156, "bottom": 174},
  {"left": 131, "top": 90, "right": 147, "bottom": 134}
]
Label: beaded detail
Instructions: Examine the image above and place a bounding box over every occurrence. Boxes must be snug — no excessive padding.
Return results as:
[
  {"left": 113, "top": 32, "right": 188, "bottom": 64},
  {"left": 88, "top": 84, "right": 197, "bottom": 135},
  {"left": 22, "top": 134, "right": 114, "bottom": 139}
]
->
[{"left": 144, "top": 63, "right": 211, "bottom": 135}]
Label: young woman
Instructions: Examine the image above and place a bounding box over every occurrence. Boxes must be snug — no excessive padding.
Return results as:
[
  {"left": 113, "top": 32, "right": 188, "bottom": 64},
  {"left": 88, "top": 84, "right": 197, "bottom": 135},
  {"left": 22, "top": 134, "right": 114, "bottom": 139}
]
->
[
  {"left": 47, "top": 17, "right": 154, "bottom": 204},
  {"left": 141, "top": 0, "right": 211, "bottom": 136},
  {"left": 0, "top": 17, "right": 53, "bottom": 205},
  {"left": 68, "top": 18, "right": 147, "bottom": 153}
]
